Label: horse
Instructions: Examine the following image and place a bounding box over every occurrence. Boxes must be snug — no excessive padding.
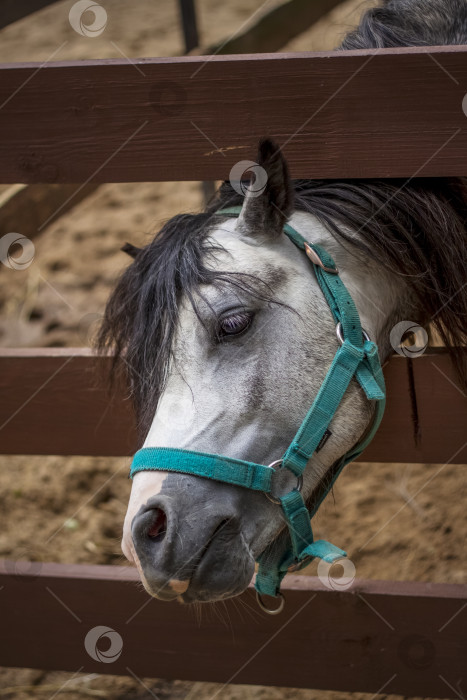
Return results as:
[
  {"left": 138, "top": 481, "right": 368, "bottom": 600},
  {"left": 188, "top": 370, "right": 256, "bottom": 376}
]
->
[{"left": 98, "top": 0, "right": 467, "bottom": 606}]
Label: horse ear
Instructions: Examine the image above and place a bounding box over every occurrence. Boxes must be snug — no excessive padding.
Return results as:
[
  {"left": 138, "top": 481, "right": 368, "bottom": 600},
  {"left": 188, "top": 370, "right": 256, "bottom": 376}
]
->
[
  {"left": 121, "top": 242, "right": 142, "bottom": 258},
  {"left": 237, "top": 138, "right": 294, "bottom": 239}
]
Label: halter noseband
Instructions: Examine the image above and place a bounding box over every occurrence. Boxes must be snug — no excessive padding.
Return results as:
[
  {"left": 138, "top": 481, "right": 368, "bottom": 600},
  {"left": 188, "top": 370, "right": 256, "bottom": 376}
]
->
[{"left": 130, "top": 207, "right": 386, "bottom": 613}]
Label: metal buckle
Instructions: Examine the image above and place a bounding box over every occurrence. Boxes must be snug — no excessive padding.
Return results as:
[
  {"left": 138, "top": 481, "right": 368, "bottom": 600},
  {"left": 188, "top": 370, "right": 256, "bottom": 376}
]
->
[
  {"left": 304, "top": 242, "right": 339, "bottom": 274},
  {"left": 256, "top": 591, "right": 285, "bottom": 615},
  {"left": 265, "top": 459, "right": 303, "bottom": 505},
  {"left": 336, "top": 321, "right": 371, "bottom": 345}
]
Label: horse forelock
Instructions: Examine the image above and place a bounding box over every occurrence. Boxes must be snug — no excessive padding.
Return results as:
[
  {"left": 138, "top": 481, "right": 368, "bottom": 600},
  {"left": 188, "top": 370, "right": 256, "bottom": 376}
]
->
[{"left": 97, "top": 208, "right": 280, "bottom": 435}]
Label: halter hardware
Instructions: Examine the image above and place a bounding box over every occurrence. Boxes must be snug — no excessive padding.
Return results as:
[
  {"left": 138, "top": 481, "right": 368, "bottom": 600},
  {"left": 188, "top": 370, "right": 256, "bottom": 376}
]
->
[
  {"left": 304, "top": 241, "right": 339, "bottom": 274},
  {"left": 256, "top": 591, "right": 285, "bottom": 615},
  {"left": 265, "top": 459, "right": 303, "bottom": 505},
  {"left": 130, "top": 206, "right": 386, "bottom": 613},
  {"left": 336, "top": 321, "right": 371, "bottom": 346}
]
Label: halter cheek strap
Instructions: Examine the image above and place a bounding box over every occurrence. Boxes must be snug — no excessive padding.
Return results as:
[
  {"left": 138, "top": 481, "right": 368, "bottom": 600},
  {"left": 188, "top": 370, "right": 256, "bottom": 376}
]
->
[{"left": 130, "top": 206, "right": 386, "bottom": 611}]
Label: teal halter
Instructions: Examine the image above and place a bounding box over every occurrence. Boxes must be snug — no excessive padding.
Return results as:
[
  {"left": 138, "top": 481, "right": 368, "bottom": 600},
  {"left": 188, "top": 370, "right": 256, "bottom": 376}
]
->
[{"left": 130, "top": 206, "right": 386, "bottom": 613}]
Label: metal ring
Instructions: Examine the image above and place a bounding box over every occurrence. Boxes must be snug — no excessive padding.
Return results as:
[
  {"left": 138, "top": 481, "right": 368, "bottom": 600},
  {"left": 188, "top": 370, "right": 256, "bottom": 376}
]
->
[
  {"left": 265, "top": 459, "right": 303, "bottom": 505},
  {"left": 256, "top": 591, "right": 285, "bottom": 615},
  {"left": 336, "top": 321, "right": 371, "bottom": 346}
]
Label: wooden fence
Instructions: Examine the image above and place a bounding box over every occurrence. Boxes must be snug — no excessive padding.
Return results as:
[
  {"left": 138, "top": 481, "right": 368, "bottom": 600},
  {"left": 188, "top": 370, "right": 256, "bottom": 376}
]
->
[{"left": 0, "top": 47, "right": 466, "bottom": 698}]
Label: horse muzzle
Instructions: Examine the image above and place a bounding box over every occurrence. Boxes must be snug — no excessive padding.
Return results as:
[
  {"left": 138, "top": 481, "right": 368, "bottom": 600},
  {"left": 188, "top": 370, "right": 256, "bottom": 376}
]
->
[{"left": 126, "top": 475, "right": 256, "bottom": 603}]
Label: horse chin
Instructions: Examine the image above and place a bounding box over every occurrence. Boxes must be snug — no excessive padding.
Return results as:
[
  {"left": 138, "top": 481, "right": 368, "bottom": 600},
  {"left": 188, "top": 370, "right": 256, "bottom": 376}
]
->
[
  {"left": 181, "top": 544, "right": 255, "bottom": 604},
  {"left": 135, "top": 532, "right": 255, "bottom": 604}
]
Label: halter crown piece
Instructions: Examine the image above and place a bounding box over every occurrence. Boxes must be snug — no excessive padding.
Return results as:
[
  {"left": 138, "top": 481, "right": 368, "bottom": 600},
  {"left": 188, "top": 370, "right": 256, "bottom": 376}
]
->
[{"left": 130, "top": 207, "right": 386, "bottom": 613}]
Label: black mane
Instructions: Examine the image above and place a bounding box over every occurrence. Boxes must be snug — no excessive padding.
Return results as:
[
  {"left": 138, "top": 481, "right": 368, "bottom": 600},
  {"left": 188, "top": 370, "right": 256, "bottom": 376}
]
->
[{"left": 340, "top": 0, "right": 467, "bottom": 49}]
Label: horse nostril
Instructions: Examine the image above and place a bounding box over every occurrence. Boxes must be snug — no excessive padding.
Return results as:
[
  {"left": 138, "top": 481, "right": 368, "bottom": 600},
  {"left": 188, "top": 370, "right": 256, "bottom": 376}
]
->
[{"left": 146, "top": 508, "right": 167, "bottom": 541}]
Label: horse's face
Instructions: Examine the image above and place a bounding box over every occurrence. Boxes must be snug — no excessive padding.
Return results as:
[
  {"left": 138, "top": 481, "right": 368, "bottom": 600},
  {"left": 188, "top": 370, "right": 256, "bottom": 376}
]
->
[{"left": 116, "top": 142, "right": 383, "bottom": 603}]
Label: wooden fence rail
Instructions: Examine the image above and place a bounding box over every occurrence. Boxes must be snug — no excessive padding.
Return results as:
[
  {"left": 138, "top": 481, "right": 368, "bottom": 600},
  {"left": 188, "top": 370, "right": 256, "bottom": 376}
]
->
[
  {"left": 0, "top": 561, "right": 465, "bottom": 698},
  {"left": 0, "top": 347, "right": 466, "bottom": 463},
  {"left": 0, "top": 46, "right": 466, "bottom": 184}
]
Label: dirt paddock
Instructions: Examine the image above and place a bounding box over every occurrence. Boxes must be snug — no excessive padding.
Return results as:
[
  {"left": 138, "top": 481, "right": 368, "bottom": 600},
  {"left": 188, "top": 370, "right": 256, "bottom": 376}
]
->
[{"left": 0, "top": 1, "right": 465, "bottom": 698}]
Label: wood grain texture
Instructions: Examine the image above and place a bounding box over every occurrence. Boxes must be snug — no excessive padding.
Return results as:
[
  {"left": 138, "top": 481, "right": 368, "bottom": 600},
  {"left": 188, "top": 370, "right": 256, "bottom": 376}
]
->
[
  {"left": 0, "top": 348, "right": 137, "bottom": 457},
  {"left": 0, "top": 46, "right": 466, "bottom": 183},
  {"left": 0, "top": 560, "right": 465, "bottom": 697},
  {"left": 0, "top": 348, "right": 465, "bottom": 462}
]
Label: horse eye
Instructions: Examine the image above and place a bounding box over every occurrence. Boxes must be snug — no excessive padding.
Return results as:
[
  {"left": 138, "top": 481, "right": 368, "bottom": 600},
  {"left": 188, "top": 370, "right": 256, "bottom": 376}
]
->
[{"left": 218, "top": 312, "right": 253, "bottom": 338}]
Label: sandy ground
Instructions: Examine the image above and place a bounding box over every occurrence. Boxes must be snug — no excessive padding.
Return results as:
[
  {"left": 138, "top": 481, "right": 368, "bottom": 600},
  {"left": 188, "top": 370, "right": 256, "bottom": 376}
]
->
[{"left": 0, "top": 1, "right": 465, "bottom": 698}]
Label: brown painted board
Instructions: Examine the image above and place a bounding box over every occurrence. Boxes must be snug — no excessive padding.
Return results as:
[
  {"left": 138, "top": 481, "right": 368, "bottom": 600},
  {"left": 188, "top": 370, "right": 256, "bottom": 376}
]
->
[
  {"left": 178, "top": 0, "right": 199, "bottom": 54},
  {"left": 0, "top": 46, "right": 467, "bottom": 184},
  {"left": 0, "top": 183, "right": 99, "bottom": 240},
  {"left": 0, "top": 348, "right": 466, "bottom": 463},
  {"left": 0, "top": 0, "right": 62, "bottom": 30},
  {"left": 0, "top": 560, "right": 465, "bottom": 697},
  {"left": 412, "top": 352, "right": 467, "bottom": 466},
  {"left": 362, "top": 350, "right": 467, "bottom": 465},
  {"left": 0, "top": 348, "right": 137, "bottom": 457}
]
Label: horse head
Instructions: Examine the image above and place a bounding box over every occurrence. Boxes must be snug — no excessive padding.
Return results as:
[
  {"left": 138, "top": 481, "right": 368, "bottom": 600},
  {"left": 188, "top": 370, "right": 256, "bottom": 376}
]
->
[{"left": 99, "top": 138, "right": 466, "bottom": 604}]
